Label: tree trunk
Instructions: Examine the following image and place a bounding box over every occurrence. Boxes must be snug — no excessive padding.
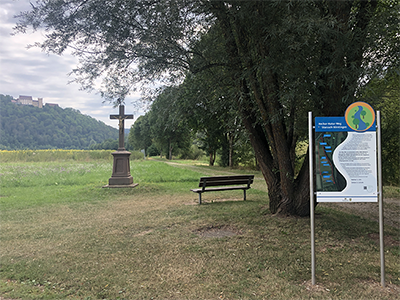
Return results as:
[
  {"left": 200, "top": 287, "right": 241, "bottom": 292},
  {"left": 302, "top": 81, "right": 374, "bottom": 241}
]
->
[
  {"left": 168, "top": 139, "right": 173, "bottom": 160},
  {"left": 228, "top": 132, "right": 233, "bottom": 168},
  {"left": 293, "top": 153, "right": 314, "bottom": 216},
  {"left": 212, "top": 1, "right": 312, "bottom": 216},
  {"left": 209, "top": 151, "right": 215, "bottom": 166},
  {"left": 236, "top": 78, "right": 310, "bottom": 216}
]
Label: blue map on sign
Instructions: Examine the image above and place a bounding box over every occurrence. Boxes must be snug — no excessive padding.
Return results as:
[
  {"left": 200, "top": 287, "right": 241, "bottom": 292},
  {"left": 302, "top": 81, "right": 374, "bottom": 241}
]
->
[{"left": 352, "top": 106, "right": 368, "bottom": 131}]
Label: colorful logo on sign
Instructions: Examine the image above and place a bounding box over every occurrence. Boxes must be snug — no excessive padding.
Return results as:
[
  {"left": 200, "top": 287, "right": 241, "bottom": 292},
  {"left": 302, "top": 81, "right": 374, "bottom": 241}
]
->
[{"left": 345, "top": 102, "right": 375, "bottom": 131}]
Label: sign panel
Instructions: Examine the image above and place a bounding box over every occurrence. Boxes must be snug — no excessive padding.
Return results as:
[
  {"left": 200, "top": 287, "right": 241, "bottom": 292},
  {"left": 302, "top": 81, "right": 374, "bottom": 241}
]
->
[{"left": 315, "top": 102, "right": 378, "bottom": 202}]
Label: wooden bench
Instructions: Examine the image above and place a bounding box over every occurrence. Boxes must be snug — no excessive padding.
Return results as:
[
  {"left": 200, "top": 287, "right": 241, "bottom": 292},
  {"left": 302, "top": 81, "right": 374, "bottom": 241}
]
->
[{"left": 190, "top": 175, "right": 254, "bottom": 204}]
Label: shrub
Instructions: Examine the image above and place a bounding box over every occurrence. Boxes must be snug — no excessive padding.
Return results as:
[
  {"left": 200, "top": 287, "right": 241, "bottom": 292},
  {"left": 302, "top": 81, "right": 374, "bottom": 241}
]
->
[
  {"left": 147, "top": 144, "right": 160, "bottom": 157},
  {"left": 130, "top": 151, "right": 145, "bottom": 160}
]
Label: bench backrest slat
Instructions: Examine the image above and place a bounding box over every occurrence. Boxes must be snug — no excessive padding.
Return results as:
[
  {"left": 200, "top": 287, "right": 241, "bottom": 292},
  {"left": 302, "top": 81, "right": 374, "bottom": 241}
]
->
[{"left": 198, "top": 175, "right": 254, "bottom": 188}]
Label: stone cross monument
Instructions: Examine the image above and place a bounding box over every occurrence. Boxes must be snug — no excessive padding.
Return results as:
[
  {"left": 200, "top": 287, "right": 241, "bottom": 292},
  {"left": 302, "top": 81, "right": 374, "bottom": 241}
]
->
[
  {"left": 104, "top": 105, "right": 138, "bottom": 188},
  {"left": 110, "top": 105, "right": 133, "bottom": 150}
]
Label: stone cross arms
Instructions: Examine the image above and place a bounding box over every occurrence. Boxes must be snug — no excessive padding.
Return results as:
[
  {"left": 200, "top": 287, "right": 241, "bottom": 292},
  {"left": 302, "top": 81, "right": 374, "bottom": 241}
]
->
[{"left": 110, "top": 105, "right": 133, "bottom": 150}]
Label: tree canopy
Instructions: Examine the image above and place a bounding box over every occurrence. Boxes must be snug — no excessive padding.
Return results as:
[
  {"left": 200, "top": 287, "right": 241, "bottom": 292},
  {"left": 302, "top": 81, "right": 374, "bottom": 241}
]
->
[
  {"left": 148, "top": 86, "right": 192, "bottom": 160},
  {"left": 15, "top": 0, "right": 400, "bottom": 215}
]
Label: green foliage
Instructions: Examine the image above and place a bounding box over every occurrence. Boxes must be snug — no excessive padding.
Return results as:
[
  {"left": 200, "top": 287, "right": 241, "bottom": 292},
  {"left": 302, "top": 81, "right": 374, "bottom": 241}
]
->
[
  {"left": 359, "top": 70, "right": 400, "bottom": 185},
  {"left": 178, "top": 55, "right": 252, "bottom": 167},
  {"left": 128, "top": 115, "right": 152, "bottom": 152},
  {"left": 148, "top": 87, "right": 192, "bottom": 159},
  {"left": 147, "top": 144, "right": 160, "bottom": 156},
  {"left": 187, "top": 144, "right": 206, "bottom": 161},
  {"left": 130, "top": 150, "right": 146, "bottom": 160},
  {"left": 89, "top": 138, "right": 118, "bottom": 150},
  {"left": 0, "top": 95, "right": 118, "bottom": 150}
]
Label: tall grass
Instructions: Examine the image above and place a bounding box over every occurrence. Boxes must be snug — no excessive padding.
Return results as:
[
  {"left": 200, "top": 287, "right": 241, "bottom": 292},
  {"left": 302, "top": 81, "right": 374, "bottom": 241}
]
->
[
  {"left": 0, "top": 159, "right": 204, "bottom": 212},
  {"left": 0, "top": 149, "right": 144, "bottom": 162}
]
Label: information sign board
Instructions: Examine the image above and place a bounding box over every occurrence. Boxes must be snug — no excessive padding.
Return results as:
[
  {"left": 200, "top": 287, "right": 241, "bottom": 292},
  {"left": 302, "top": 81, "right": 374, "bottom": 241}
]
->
[{"left": 315, "top": 102, "right": 377, "bottom": 202}]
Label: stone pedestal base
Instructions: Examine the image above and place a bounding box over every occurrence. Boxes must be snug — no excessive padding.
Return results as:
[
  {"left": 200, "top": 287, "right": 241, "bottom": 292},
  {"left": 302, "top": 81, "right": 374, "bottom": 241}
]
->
[{"left": 103, "top": 150, "right": 138, "bottom": 188}]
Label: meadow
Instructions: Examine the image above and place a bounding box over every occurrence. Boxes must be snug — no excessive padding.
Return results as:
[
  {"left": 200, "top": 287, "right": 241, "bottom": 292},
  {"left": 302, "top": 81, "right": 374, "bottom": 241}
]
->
[{"left": 0, "top": 150, "right": 399, "bottom": 299}]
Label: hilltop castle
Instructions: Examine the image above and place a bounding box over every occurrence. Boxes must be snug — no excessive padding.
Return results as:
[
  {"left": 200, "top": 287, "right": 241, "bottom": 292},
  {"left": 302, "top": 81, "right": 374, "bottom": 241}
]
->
[{"left": 11, "top": 95, "right": 58, "bottom": 108}]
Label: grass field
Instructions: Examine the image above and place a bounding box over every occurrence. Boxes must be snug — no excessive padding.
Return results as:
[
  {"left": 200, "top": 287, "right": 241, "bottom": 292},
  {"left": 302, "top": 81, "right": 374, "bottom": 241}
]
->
[{"left": 0, "top": 153, "right": 399, "bottom": 299}]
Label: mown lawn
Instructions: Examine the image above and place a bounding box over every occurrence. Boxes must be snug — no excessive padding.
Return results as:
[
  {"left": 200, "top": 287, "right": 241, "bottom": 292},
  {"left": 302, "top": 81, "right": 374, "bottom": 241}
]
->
[{"left": 0, "top": 158, "right": 399, "bottom": 299}]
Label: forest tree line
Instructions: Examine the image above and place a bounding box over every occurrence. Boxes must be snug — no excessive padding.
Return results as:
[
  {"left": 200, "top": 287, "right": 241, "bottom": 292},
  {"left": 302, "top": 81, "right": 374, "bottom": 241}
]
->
[
  {"left": 0, "top": 94, "right": 118, "bottom": 150},
  {"left": 128, "top": 85, "right": 256, "bottom": 169}
]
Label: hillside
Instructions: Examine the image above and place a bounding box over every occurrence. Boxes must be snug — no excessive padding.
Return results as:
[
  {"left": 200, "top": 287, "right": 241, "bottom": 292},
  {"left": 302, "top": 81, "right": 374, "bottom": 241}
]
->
[{"left": 0, "top": 94, "right": 118, "bottom": 150}]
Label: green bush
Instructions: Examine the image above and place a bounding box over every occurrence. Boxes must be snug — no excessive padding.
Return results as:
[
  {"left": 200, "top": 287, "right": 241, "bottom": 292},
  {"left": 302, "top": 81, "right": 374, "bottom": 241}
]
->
[
  {"left": 130, "top": 151, "right": 145, "bottom": 160},
  {"left": 178, "top": 144, "right": 205, "bottom": 160},
  {"left": 147, "top": 144, "right": 160, "bottom": 156}
]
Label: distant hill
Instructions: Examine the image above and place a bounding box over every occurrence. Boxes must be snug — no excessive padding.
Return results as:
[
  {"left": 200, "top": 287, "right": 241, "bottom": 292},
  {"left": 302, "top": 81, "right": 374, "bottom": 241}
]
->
[{"left": 0, "top": 94, "right": 118, "bottom": 150}]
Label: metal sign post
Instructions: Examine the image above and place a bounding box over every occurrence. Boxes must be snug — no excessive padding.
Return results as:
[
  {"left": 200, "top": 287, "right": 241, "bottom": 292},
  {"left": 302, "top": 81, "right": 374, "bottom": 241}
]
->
[
  {"left": 309, "top": 112, "right": 316, "bottom": 285},
  {"left": 377, "top": 111, "right": 385, "bottom": 287}
]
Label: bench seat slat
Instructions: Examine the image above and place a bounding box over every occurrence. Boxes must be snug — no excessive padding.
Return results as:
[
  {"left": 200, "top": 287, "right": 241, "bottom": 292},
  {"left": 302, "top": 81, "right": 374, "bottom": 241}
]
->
[
  {"left": 198, "top": 179, "right": 253, "bottom": 187},
  {"left": 198, "top": 175, "right": 254, "bottom": 187},
  {"left": 199, "top": 175, "right": 254, "bottom": 181},
  {"left": 190, "top": 185, "right": 249, "bottom": 193}
]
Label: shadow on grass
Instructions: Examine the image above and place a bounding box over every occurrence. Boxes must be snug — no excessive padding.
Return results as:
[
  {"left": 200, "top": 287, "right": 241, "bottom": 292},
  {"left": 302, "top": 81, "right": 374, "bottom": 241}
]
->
[{"left": 316, "top": 205, "right": 386, "bottom": 239}]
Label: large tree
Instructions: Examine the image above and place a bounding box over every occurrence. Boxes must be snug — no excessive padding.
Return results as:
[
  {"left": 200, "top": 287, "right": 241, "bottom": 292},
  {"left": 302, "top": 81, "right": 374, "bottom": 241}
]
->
[
  {"left": 128, "top": 114, "right": 152, "bottom": 153},
  {"left": 178, "top": 70, "right": 252, "bottom": 168},
  {"left": 149, "top": 86, "right": 192, "bottom": 160},
  {"left": 178, "top": 74, "right": 234, "bottom": 167},
  {"left": 15, "top": 0, "right": 399, "bottom": 215}
]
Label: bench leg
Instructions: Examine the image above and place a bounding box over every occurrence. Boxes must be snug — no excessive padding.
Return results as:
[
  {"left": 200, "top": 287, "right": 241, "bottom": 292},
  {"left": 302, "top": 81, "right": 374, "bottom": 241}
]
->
[
  {"left": 198, "top": 193, "right": 202, "bottom": 205},
  {"left": 243, "top": 189, "right": 246, "bottom": 201}
]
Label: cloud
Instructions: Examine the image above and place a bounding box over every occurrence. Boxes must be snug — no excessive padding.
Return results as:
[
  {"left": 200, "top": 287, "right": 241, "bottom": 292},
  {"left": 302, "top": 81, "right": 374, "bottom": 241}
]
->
[{"left": 0, "top": 0, "right": 143, "bottom": 129}]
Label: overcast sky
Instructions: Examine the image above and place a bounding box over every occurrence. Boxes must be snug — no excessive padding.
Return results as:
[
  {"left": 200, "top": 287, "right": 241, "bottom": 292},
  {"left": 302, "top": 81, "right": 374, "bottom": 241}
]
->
[{"left": 0, "top": 0, "right": 144, "bottom": 129}]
